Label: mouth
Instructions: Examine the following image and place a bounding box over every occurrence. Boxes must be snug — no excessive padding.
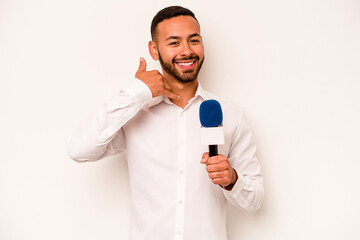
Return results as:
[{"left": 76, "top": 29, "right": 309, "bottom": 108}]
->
[{"left": 174, "top": 59, "right": 197, "bottom": 70}]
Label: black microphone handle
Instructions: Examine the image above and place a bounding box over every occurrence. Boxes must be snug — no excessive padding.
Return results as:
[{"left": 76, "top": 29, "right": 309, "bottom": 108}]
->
[{"left": 209, "top": 145, "right": 218, "bottom": 157}]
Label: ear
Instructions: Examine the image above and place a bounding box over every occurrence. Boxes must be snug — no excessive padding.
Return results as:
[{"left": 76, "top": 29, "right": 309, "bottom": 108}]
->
[{"left": 148, "top": 41, "right": 159, "bottom": 61}]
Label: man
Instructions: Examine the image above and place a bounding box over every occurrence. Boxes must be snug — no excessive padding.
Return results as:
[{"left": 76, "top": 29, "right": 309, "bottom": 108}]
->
[{"left": 68, "top": 6, "right": 264, "bottom": 240}]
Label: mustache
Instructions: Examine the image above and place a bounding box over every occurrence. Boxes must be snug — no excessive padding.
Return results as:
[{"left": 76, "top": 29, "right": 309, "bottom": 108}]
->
[{"left": 173, "top": 55, "right": 199, "bottom": 63}]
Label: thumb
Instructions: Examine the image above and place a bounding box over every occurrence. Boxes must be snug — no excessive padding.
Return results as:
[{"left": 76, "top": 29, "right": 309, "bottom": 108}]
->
[
  {"left": 136, "top": 57, "right": 147, "bottom": 74},
  {"left": 201, "top": 152, "right": 209, "bottom": 164}
]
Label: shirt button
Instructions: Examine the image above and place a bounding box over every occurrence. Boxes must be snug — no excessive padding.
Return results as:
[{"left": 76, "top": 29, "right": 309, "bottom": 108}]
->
[
  {"left": 177, "top": 231, "right": 181, "bottom": 235},
  {"left": 179, "top": 200, "right": 183, "bottom": 204},
  {"left": 180, "top": 112, "right": 184, "bottom": 117},
  {"left": 180, "top": 140, "right": 184, "bottom": 145},
  {"left": 180, "top": 170, "right": 184, "bottom": 174}
]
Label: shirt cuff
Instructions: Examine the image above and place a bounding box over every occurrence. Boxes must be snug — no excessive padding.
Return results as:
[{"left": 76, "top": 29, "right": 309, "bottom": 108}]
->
[
  {"left": 122, "top": 78, "right": 152, "bottom": 103},
  {"left": 221, "top": 168, "right": 246, "bottom": 198}
]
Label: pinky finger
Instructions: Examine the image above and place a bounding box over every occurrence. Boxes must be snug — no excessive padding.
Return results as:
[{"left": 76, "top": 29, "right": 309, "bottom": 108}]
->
[{"left": 212, "top": 177, "right": 225, "bottom": 185}]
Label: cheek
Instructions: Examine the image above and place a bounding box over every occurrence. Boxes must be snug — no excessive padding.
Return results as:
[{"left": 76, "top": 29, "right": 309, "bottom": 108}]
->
[
  {"left": 159, "top": 47, "right": 178, "bottom": 61},
  {"left": 194, "top": 45, "right": 204, "bottom": 58}
]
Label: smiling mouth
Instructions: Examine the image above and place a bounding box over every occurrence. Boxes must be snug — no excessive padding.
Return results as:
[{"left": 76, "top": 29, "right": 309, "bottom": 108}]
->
[
  {"left": 177, "top": 61, "right": 195, "bottom": 66},
  {"left": 175, "top": 60, "right": 196, "bottom": 70}
]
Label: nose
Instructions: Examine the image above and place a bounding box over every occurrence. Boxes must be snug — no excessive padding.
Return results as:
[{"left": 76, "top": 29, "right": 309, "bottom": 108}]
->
[{"left": 180, "top": 41, "right": 193, "bottom": 56}]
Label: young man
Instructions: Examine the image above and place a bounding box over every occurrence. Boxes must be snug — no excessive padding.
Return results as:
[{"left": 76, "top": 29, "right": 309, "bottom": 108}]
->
[{"left": 68, "top": 6, "right": 264, "bottom": 240}]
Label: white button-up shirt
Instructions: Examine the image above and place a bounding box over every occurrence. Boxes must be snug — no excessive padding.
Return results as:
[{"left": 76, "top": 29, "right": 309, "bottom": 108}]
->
[{"left": 68, "top": 79, "right": 264, "bottom": 240}]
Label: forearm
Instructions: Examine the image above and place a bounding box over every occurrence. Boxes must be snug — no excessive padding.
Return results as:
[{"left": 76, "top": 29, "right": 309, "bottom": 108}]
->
[
  {"left": 68, "top": 106, "right": 125, "bottom": 162},
  {"left": 68, "top": 79, "right": 152, "bottom": 162},
  {"left": 221, "top": 108, "right": 264, "bottom": 211},
  {"left": 222, "top": 169, "right": 264, "bottom": 211}
]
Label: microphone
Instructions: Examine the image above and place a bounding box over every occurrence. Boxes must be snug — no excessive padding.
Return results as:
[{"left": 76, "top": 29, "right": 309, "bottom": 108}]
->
[{"left": 199, "top": 100, "right": 224, "bottom": 157}]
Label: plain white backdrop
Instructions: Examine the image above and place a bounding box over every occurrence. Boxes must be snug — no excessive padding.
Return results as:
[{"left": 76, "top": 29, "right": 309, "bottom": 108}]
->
[{"left": 1, "top": 0, "right": 360, "bottom": 239}]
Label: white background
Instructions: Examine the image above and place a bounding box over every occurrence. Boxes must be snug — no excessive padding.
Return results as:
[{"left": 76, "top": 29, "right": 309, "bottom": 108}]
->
[{"left": 1, "top": 0, "right": 360, "bottom": 239}]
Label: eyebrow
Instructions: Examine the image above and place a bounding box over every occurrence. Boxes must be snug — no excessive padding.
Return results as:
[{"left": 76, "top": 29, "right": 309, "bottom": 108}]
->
[{"left": 165, "top": 33, "right": 201, "bottom": 41}]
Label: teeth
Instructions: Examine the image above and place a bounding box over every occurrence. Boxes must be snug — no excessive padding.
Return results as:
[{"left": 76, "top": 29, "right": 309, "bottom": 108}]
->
[{"left": 177, "top": 61, "right": 194, "bottom": 66}]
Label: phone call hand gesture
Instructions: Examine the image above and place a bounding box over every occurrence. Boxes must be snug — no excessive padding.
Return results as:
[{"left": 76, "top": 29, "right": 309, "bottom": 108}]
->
[{"left": 135, "top": 57, "right": 179, "bottom": 100}]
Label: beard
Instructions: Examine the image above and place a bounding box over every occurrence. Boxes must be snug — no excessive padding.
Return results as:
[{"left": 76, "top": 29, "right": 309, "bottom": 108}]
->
[{"left": 158, "top": 53, "right": 204, "bottom": 83}]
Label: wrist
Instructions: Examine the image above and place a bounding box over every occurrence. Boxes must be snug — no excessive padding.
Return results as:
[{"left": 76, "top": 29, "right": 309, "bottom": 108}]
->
[
  {"left": 230, "top": 167, "right": 238, "bottom": 185},
  {"left": 223, "top": 168, "right": 238, "bottom": 191},
  {"left": 124, "top": 78, "right": 153, "bottom": 102}
]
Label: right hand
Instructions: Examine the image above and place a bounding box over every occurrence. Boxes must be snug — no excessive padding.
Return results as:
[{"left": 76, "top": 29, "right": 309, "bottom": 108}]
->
[{"left": 135, "top": 57, "right": 179, "bottom": 100}]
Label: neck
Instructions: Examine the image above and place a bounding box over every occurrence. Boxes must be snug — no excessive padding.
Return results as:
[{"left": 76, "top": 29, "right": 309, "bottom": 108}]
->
[{"left": 163, "top": 72, "right": 198, "bottom": 109}]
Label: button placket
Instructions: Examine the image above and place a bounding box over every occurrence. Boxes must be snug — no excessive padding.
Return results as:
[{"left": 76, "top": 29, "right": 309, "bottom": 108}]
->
[{"left": 175, "top": 111, "right": 187, "bottom": 239}]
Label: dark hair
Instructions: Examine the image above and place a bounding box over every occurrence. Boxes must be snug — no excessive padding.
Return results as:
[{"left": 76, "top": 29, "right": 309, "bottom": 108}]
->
[{"left": 151, "top": 6, "right": 198, "bottom": 41}]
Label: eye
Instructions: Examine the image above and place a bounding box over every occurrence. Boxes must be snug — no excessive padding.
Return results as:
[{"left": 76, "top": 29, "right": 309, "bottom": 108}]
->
[
  {"left": 169, "top": 42, "right": 179, "bottom": 46},
  {"left": 190, "top": 39, "right": 200, "bottom": 43}
]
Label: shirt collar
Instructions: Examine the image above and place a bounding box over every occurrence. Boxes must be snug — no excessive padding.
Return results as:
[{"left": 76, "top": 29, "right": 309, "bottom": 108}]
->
[
  {"left": 145, "top": 81, "right": 211, "bottom": 108},
  {"left": 194, "top": 81, "right": 212, "bottom": 101}
]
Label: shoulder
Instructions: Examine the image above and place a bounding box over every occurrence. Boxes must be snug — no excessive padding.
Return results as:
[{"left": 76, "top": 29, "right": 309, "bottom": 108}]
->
[
  {"left": 201, "top": 89, "right": 245, "bottom": 123},
  {"left": 200, "top": 89, "right": 252, "bottom": 151}
]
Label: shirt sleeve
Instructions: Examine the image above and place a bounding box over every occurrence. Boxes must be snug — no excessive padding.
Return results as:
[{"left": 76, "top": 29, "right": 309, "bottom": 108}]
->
[
  {"left": 221, "top": 109, "right": 264, "bottom": 212},
  {"left": 67, "top": 79, "right": 152, "bottom": 162}
]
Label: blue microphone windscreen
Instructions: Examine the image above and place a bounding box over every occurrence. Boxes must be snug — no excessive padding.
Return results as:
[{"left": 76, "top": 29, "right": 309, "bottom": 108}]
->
[{"left": 199, "top": 100, "right": 223, "bottom": 127}]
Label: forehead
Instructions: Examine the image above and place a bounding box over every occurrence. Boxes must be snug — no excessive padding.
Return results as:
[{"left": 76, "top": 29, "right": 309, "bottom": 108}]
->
[{"left": 156, "top": 15, "right": 201, "bottom": 41}]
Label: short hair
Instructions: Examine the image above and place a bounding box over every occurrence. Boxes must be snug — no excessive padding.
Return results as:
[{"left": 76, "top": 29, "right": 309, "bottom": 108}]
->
[{"left": 151, "top": 6, "right": 198, "bottom": 41}]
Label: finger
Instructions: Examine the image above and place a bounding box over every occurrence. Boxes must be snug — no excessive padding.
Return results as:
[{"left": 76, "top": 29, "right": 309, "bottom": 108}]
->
[
  {"left": 206, "top": 162, "right": 229, "bottom": 173},
  {"left": 201, "top": 152, "right": 209, "bottom": 163},
  {"left": 208, "top": 171, "right": 224, "bottom": 179},
  {"left": 210, "top": 171, "right": 231, "bottom": 185},
  {"left": 162, "top": 80, "right": 171, "bottom": 91},
  {"left": 212, "top": 177, "right": 228, "bottom": 186},
  {"left": 136, "top": 57, "right": 147, "bottom": 74},
  {"left": 205, "top": 155, "right": 227, "bottom": 165},
  {"left": 164, "top": 89, "right": 180, "bottom": 100},
  {"left": 205, "top": 156, "right": 222, "bottom": 165}
]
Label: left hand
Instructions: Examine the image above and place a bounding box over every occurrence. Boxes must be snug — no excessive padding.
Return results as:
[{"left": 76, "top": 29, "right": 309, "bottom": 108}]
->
[{"left": 201, "top": 152, "right": 238, "bottom": 189}]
